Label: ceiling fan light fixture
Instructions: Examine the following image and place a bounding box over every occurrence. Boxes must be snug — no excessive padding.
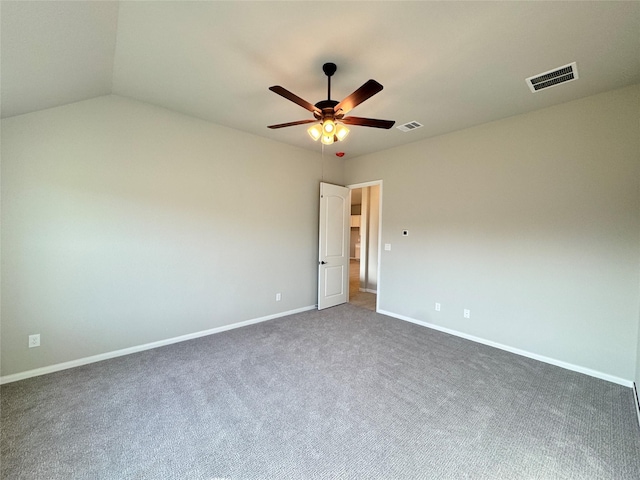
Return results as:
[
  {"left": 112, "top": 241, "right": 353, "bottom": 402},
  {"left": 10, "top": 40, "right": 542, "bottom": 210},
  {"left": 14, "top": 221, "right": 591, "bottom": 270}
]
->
[
  {"left": 335, "top": 124, "right": 350, "bottom": 141},
  {"left": 321, "top": 134, "right": 334, "bottom": 145},
  {"left": 322, "top": 119, "right": 335, "bottom": 135},
  {"left": 307, "top": 124, "right": 322, "bottom": 141}
]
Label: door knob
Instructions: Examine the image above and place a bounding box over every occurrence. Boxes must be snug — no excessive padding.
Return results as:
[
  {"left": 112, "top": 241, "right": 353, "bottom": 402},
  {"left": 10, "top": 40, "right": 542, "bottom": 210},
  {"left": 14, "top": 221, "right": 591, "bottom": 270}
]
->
[{"left": 320, "top": 261, "right": 327, "bottom": 265}]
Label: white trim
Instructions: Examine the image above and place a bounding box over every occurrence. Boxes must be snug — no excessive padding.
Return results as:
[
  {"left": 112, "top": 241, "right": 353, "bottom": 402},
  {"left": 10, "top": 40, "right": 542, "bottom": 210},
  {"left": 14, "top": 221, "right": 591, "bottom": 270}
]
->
[
  {"left": 633, "top": 382, "right": 640, "bottom": 429},
  {"left": 378, "top": 309, "right": 634, "bottom": 388},
  {"left": 0, "top": 305, "right": 316, "bottom": 385},
  {"left": 347, "top": 180, "right": 382, "bottom": 190},
  {"left": 358, "top": 288, "right": 378, "bottom": 294}
]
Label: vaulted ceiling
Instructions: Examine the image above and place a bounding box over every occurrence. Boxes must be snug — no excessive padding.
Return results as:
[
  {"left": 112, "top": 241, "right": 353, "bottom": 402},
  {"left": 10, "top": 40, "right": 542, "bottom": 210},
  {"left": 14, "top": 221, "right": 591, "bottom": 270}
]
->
[{"left": 2, "top": 1, "right": 639, "bottom": 159}]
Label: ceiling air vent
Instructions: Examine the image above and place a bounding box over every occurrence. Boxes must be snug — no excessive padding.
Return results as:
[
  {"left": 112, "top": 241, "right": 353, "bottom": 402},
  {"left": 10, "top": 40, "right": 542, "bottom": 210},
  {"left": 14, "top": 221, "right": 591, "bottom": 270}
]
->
[
  {"left": 397, "top": 121, "right": 423, "bottom": 132},
  {"left": 526, "top": 62, "right": 578, "bottom": 93}
]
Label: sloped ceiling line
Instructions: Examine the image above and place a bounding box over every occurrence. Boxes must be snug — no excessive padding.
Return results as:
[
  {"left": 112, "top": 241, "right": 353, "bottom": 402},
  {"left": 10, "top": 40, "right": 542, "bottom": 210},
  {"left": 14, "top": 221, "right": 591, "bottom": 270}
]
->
[{"left": 2, "top": 1, "right": 639, "bottom": 159}]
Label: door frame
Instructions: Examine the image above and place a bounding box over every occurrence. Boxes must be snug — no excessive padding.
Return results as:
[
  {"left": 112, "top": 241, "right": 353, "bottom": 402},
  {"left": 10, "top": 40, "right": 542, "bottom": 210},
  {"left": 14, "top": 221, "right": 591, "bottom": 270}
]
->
[{"left": 347, "top": 180, "right": 383, "bottom": 312}]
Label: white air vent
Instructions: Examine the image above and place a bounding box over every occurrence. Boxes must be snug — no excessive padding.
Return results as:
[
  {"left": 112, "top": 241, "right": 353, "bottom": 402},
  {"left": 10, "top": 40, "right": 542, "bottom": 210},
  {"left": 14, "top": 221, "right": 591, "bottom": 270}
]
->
[
  {"left": 526, "top": 62, "right": 578, "bottom": 93},
  {"left": 397, "top": 121, "right": 423, "bottom": 132}
]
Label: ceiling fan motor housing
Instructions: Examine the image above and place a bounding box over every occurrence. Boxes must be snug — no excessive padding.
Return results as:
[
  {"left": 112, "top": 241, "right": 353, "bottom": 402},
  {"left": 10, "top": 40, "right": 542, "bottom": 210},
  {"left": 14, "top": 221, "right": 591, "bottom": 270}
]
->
[{"left": 314, "top": 99, "right": 340, "bottom": 122}]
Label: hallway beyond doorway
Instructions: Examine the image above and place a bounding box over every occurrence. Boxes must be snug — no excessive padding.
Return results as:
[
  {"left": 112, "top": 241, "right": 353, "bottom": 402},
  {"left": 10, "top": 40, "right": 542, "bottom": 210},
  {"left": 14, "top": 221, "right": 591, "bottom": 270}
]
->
[{"left": 349, "top": 259, "right": 376, "bottom": 311}]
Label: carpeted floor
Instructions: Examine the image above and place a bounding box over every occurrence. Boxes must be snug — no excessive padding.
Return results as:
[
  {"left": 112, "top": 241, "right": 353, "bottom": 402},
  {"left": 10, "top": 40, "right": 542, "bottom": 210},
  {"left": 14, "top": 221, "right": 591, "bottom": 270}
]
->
[
  {"left": 349, "top": 259, "right": 376, "bottom": 311},
  {"left": 2, "top": 304, "right": 639, "bottom": 479}
]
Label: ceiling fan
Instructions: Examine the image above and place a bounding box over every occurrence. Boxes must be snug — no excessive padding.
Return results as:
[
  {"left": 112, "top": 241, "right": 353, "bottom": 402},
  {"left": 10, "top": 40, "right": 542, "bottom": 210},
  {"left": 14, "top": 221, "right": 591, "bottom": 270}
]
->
[{"left": 267, "top": 63, "right": 395, "bottom": 146}]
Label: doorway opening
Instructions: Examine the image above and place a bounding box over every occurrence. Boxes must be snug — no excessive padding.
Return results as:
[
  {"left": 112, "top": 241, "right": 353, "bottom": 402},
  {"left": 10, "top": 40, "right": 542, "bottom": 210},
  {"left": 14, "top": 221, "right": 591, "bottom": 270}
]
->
[{"left": 348, "top": 181, "right": 381, "bottom": 312}]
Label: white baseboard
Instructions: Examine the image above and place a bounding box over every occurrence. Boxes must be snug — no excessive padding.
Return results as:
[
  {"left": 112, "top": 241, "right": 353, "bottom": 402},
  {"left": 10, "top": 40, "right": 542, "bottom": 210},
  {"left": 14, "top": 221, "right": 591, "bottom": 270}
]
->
[
  {"left": 378, "top": 309, "right": 634, "bottom": 388},
  {"left": 0, "top": 305, "right": 316, "bottom": 385},
  {"left": 358, "top": 288, "right": 377, "bottom": 294},
  {"left": 634, "top": 382, "right": 640, "bottom": 429}
]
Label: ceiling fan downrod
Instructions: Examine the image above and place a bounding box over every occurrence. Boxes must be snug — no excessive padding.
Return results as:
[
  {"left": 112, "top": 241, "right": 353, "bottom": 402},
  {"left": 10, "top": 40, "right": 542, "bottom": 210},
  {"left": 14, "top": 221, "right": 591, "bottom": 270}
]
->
[
  {"left": 315, "top": 63, "right": 340, "bottom": 122},
  {"left": 323, "top": 62, "right": 337, "bottom": 101}
]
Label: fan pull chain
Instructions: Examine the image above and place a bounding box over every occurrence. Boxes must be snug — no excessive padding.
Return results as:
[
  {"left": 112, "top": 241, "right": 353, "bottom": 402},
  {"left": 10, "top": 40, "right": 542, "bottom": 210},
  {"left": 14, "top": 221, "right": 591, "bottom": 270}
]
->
[{"left": 321, "top": 142, "right": 325, "bottom": 182}]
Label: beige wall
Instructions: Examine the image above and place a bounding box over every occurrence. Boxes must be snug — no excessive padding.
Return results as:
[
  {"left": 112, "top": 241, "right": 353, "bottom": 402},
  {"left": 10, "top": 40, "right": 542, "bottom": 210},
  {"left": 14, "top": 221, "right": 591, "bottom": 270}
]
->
[
  {"left": 637, "top": 312, "right": 640, "bottom": 387},
  {"left": 363, "top": 185, "right": 380, "bottom": 292},
  {"left": 1, "top": 95, "right": 342, "bottom": 377},
  {"left": 345, "top": 85, "right": 640, "bottom": 383},
  {"left": 2, "top": 86, "right": 639, "bottom": 386}
]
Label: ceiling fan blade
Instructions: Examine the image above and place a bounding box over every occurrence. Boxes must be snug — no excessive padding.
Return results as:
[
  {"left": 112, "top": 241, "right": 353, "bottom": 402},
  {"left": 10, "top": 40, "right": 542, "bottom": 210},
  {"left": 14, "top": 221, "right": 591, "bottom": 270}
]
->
[
  {"left": 268, "top": 119, "right": 318, "bottom": 129},
  {"left": 341, "top": 116, "right": 395, "bottom": 129},
  {"left": 269, "top": 86, "right": 321, "bottom": 114},
  {"left": 334, "top": 79, "right": 384, "bottom": 115}
]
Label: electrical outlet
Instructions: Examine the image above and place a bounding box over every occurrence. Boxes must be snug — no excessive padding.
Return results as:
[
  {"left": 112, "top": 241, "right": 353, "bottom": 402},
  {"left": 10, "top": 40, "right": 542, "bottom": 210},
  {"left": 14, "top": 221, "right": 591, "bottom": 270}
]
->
[
  {"left": 464, "top": 309, "right": 471, "bottom": 319},
  {"left": 435, "top": 302, "right": 441, "bottom": 312},
  {"left": 276, "top": 293, "right": 281, "bottom": 302},
  {"left": 29, "top": 334, "right": 41, "bottom": 348}
]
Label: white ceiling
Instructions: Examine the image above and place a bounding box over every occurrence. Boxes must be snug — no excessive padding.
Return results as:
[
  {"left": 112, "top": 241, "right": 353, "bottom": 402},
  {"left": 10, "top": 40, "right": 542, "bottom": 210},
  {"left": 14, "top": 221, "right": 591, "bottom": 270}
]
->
[{"left": 2, "top": 1, "right": 639, "bottom": 159}]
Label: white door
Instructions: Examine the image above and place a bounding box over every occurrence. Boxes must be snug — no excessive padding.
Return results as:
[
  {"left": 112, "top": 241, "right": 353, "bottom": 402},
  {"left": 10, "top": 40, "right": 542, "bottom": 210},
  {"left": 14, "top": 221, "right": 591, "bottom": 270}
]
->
[{"left": 318, "top": 182, "right": 351, "bottom": 310}]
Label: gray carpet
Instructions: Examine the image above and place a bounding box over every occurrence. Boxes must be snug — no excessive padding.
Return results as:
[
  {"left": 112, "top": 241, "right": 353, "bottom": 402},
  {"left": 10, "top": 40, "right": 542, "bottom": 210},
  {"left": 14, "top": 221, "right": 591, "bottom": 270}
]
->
[
  {"left": 348, "top": 290, "right": 376, "bottom": 312},
  {"left": 2, "top": 304, "right": 639, "bottom": 479},
  {"left": 349, "top": 259, "right": 376, "bottom": 311}
]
